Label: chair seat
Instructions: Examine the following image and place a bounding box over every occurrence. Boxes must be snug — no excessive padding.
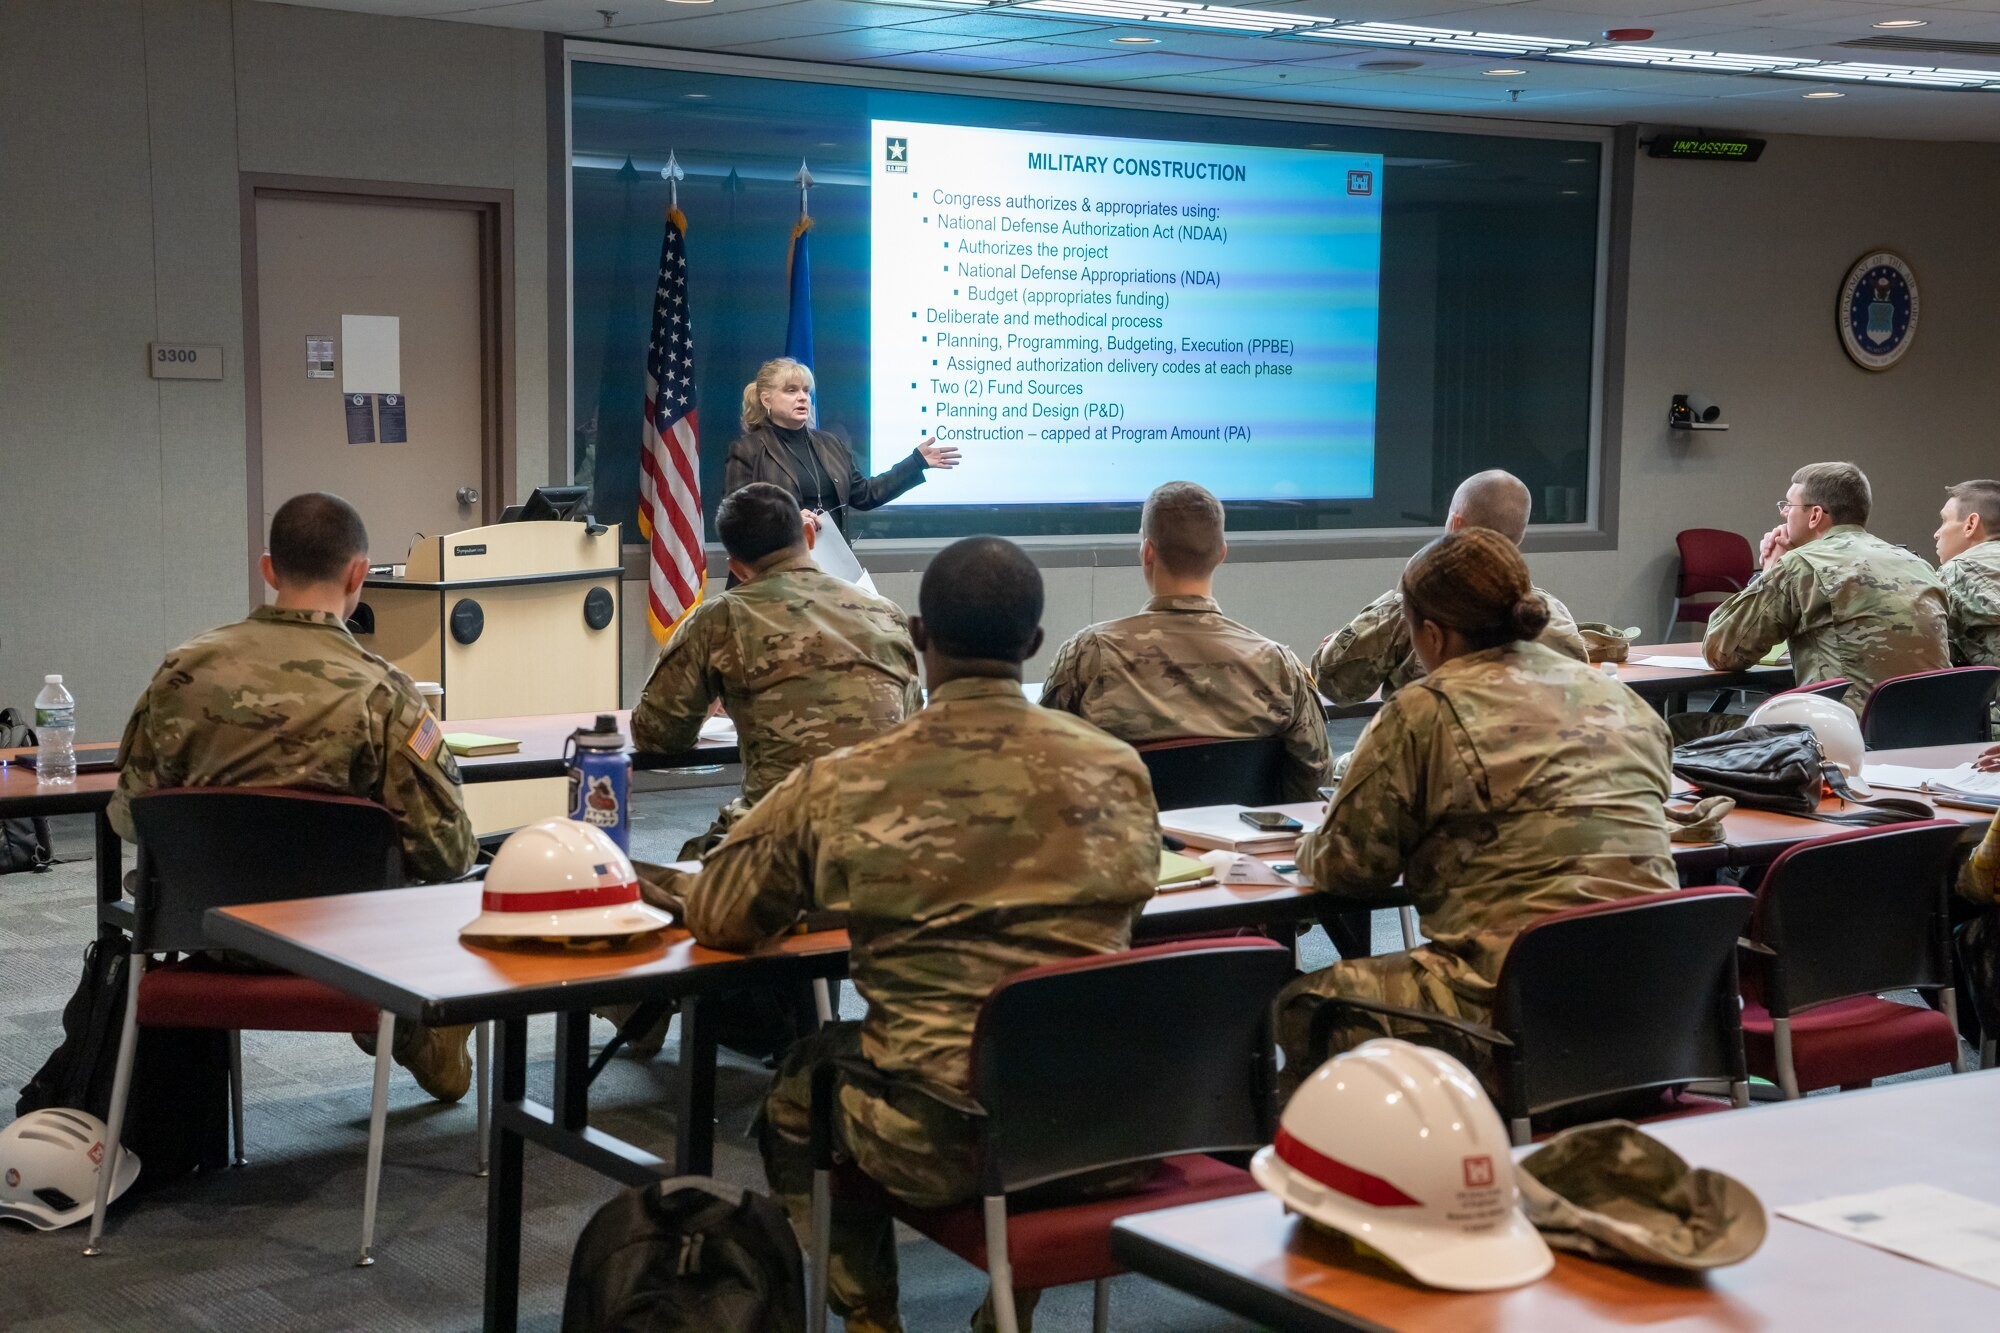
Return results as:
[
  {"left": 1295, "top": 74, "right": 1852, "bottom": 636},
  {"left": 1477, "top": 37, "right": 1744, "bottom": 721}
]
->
[
  {"left": 137, "top": 961, "right": 380, "bottom": 1032},
  {"left": 1530, "top": 1089, "right": 1736, "bottom": 1142},
  {"left": 1742, "top": 997, "right": 1960, "bottom": 1093},
  {"left": 903, "top": 1156, "right": 1255, "bottom": 1291}
]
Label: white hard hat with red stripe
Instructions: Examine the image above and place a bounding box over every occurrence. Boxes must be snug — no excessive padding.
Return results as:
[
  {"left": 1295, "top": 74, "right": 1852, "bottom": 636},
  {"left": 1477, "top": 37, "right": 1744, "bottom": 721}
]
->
[
  {"left": 1251, "top": 1038, "right": 1552, "bottom": 1291},
  {"left": 460, "top": 818, "right": 674, "bottom": 940}
]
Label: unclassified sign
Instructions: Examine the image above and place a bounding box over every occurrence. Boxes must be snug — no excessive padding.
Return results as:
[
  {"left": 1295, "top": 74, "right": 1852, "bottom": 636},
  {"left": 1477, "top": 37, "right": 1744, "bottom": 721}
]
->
[{"left": 148, "top": 343, "right": 224, "bottom": 380}]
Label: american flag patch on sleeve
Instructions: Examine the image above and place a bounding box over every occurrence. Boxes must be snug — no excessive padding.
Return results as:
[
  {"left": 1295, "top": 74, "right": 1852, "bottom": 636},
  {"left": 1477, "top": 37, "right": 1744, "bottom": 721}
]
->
[{"left": 407, "top": 710, "right": 444, "bottom": 762}]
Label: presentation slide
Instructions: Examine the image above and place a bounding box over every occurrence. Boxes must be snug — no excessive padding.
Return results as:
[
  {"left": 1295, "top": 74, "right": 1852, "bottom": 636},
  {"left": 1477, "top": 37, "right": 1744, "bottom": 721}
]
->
[{"left": 869, "top": 119, "right": 1383, "bottom": 506}]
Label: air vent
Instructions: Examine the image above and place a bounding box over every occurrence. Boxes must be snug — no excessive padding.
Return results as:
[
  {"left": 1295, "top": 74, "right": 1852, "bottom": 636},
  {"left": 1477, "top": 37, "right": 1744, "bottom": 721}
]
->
[
  {"left": 1357, "top": 58, "right": 1423, "bottom": 70},
  {"left": 1840, "top": 34, "right": 2000, "bottom": 58}
]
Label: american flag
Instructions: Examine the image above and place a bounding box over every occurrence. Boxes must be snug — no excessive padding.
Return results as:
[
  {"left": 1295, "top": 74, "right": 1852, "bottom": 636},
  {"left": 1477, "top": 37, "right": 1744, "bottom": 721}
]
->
[{"left": 637, "top": 205, "right": 704, "bottom": 642}]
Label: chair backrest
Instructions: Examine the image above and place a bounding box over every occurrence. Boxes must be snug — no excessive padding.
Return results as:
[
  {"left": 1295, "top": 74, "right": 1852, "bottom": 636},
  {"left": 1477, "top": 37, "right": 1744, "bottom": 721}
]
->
[
  {"left": 1675, "top": 529, "right": 1755, "bottom": 599},
  {"left": 1492, "top": 888, "right": 1754, "bottom": 1122},
  {"left": 129, "top": 788, "right": 403, "bottom": 954},
  {"left": 970, "top": 938, "right": 1292, "bottom": 1195},
  {"left": 1769, "top": 678, "right": 1851, "bottom": 704},
  {"left": 1136, "top": 736, "right": 1289, "bottom": 809},
  {"left": 1861, "top": 667, "right": 2000, "bottom": 749},
  {"left": 1751, "top": 820, "right": 1961, "bottom": 1016}
]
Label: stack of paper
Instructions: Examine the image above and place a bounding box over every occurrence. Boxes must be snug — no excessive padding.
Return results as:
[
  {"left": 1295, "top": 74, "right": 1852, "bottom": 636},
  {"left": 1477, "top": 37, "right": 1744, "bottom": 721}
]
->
[
  {"left": 1159, "top": 802, "right": 1325, "bottom": 853},
  {"left": 1860, "top": 763, "right": 2000, "bottom": 807},
  {"left": 697, "top": 715, "right": 738, "bottom": 744}
]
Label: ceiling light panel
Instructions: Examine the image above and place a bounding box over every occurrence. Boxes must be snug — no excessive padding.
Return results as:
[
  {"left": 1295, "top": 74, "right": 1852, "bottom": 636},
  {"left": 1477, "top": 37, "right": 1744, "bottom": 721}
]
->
[
  {"left": 1774, "top": 61, "right": 2000, "bottom": 88},
  {"left": 1016, "top": 0, "right": 1323, "bottom": 32},
  {"left": 1552, "top": 44, "right": 1818, "bottom": 73},
  {"left": 1298, "top": 23, "right": 1590, "bottom": 57}
]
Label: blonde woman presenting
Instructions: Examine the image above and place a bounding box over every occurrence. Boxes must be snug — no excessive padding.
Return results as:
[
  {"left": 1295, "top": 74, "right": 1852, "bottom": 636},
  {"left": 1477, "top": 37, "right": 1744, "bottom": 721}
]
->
[{"left": 724, "top": 357, "right": 961, "bottom": 536}]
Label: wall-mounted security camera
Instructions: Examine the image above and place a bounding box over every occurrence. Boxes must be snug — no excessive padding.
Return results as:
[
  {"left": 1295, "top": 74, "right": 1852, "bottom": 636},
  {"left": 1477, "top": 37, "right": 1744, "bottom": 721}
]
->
[{"left": 1669, "top": 394, "right": 1728, "bottom": 432}]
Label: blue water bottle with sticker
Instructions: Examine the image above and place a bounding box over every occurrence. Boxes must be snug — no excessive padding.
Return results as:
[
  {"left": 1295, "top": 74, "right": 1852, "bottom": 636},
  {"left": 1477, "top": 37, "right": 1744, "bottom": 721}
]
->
[{"left": 566, "top": 713, "right": 631, "bottom": 853}]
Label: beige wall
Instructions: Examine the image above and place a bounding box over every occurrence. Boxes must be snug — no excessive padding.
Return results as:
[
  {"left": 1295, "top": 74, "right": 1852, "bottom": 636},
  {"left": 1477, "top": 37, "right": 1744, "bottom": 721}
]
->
[
  {"left": 4, "top": 5, "right": 1995, "bottom": 726},
  {"left": 0, "top": 0, "right": 549, "bottom": 739}
]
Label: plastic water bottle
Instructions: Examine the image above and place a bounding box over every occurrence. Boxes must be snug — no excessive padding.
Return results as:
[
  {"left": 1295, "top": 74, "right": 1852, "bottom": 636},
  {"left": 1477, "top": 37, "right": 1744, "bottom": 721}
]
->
[{"left": 34, "top": 675, "right": 76, "bottom": 786}]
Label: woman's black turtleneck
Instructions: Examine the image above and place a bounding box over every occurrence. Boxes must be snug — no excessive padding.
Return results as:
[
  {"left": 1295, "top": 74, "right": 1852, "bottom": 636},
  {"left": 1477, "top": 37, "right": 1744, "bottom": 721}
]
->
[{"left": 771, "top": 423, "right": 833, "bottom": 512}]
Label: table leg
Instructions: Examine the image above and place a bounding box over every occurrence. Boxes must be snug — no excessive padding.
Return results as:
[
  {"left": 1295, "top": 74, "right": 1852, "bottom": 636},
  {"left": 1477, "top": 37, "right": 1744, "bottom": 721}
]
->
[
  {"left": 95, "top": 813, "right": 121, "bottom": 906},
  {"left": 674, "top": 995, "right": 718, "bottom": 1177},
  {"left": 552, "top": 1009, "right": 590, "bottom": 1132},
  {"left": 483, "top": 1016, "right": 528, "bottom": 1333}
]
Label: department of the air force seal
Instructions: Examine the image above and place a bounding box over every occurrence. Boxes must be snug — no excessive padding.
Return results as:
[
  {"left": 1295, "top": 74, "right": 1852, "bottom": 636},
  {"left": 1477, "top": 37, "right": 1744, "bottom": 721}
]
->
[{"left": 1838, "top": 251, "right": 1917, "bottom": 371}]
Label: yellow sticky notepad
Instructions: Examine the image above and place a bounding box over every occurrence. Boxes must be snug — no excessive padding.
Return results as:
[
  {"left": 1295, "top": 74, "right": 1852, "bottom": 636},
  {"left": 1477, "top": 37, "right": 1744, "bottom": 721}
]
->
[
  {"left": 444, "top": 733, "right": 522, "bottom": 757},
  {"left": 1760, "top": 642, "right": 1789, "bottom": 666},
  {"left": 1158, "top": 849, "right": 1212, "bottom": 887}
]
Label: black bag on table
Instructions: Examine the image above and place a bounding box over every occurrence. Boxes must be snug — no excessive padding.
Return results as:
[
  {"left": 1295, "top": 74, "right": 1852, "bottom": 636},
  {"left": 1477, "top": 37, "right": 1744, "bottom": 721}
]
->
[
  {"left": 562, "top": 1176, "right": 806, "bottom": 1333},
  {"left": 0, "top": 707, "right": 53, "bottom": 874},
  {"left": 1670, "top": 722, "right": 1933, "bottom": 827},
  {"left": 16, "top": 930, "right": 231, "bottom": 1189}
]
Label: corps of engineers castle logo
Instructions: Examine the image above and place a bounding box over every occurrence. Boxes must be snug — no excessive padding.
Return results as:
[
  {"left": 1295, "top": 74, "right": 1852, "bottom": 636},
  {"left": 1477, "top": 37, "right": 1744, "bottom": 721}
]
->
[{"left": 885, "top": 136, "right": 908, "bottom": 173}]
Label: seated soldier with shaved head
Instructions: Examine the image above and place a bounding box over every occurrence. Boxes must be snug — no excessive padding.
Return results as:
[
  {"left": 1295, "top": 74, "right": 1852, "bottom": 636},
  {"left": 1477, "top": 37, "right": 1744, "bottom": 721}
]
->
[
  {"left": 667, "top": 536, "right": 1161, "bottom": 1333},
  {"left": 1934, "top": 479, "right": 2000, "bottom": 667},
  {"left": 1040, "top": 480, "right": 1330, "bottom": 800},
  {"left": 1312, "top": 469, "right": 1587, "bottom": 705},
  {"left": 110, "top": 492, "right": 477, "bottom": 1101}
]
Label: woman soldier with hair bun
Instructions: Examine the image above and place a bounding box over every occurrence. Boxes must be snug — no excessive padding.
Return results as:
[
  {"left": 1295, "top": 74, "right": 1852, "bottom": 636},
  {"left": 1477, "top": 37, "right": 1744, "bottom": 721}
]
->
[{"left": 1275, "top": 527, "right": 1679, "bottom": 1092}]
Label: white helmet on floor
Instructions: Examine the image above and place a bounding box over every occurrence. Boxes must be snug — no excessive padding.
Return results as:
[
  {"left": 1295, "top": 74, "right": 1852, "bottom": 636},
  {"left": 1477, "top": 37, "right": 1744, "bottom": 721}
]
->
[
  {"left": 0, "top": 1108, "right": 139, "bottom": 1231},
  {"left": 461, "top": 819, "right": 675, "bottom": 941},
  {"left": 1748, "top": 692, "right": 1872, "bottom": 795},
  {"left": 1251, "top": 1039, "right": 1552, "bottom": 1291}
]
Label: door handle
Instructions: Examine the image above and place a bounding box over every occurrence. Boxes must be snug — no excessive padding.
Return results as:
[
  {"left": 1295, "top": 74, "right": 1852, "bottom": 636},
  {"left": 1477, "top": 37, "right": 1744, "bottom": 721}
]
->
[{"left": 456, "top": 486, "right": 480, "bottom": 507}]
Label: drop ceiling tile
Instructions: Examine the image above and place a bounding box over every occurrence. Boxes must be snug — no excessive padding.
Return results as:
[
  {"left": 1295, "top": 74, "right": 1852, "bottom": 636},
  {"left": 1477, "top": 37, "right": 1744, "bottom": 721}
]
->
[
  {"left": 932, "top": 36, "right": 1140, "bottom": 60},
  {"left": 725, "top": 25, "right": 988, "bottom": 55},
  {"left": 1175, "top": 59, "right": 1378, "bottom": 82},
  {"left": 858, "top": 47, "right": 1050, "bottom": 69},
  {"left": 465, "top": 0, "right": 811, "bottom": 31},
  {"left": 1036, "top": 51, "right": 1272, "bottom": 77},
  {"left": 1025, "top": 28, "right": 1304, "bottom": 58},
  {"left": 599, "top": 8, "right": 865, "bottom": 45},
  {"left": 886, "top": 12, "right": 1111, "bottom": 39}
]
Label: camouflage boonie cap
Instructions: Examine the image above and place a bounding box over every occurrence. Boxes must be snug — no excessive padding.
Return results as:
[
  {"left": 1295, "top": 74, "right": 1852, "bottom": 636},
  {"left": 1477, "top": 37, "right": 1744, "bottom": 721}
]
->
[
  {"left": 1575, "top": 623, "right": 1641, "bottom": 664},
  {"left": 1665, "top": 794, "right": 1735, "bottom": 844},
  {"left": 1517, "top": 1120, "right": 1766, "bottom": 1269}
]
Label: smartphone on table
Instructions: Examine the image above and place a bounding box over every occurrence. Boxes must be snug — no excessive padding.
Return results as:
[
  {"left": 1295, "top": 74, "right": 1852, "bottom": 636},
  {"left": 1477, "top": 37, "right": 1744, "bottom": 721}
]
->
[{"left": 1239, "top": 810, "right": 1303, "bottom": 833}]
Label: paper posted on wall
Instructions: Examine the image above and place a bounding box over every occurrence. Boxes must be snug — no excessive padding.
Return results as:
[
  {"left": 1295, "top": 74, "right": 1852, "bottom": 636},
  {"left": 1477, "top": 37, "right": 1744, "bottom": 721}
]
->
[{"left": 810, "top": 518, "right": 877, "bottom": 595}]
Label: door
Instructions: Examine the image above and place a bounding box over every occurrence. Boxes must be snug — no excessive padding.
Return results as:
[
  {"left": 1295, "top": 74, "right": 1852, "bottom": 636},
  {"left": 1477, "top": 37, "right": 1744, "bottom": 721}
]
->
[{"left": 250, "top": 192, "right": 496, "bottom": 566}]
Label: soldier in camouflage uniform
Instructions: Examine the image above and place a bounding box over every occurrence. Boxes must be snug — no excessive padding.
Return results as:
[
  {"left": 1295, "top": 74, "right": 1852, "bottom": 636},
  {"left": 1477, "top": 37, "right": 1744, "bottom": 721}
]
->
[
  {"left": 631, "top": 482, "right": 921, "bottom": 859},
  {"left": 1699, "top": 463, "right": 1948, "bottom": 728},
  {"left": 1312, "top": 470, "right": 1587, "bottom": 705},
  {"left": 1040, "top": 481, "right": 1329, "bottom": 801},
  {"left": 1277, "top": 528, "right": 1677, "bottom": 1092},
  {"left": 109, "top": 493, "right": 477, "bottom": 1102},
  {"left": 667, "top": 537, "right": 1159, "bottom": 1333},
  {"left": 1933, "top": 479, "right": 2000, "bottom": 668}
]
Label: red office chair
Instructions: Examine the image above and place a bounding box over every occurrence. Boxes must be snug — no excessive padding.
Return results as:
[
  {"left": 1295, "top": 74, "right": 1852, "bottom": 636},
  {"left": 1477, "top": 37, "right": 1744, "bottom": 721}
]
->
[
  {"left": 1860, "top": 666, "right": 2000, "bottom": 749},
  {"left": 1673, "top": 528, "right": 1755, "bottom": 634},
  {"left": 1309, "top": 888, "right": 1755, "bottom": 1144},
  {"left": 1135, "top": 735, "right": 1288, "bottom": 809},
  {"left": 86, "top": 789, "right": 488, "bottom": 1265},
  {"left": 1739, "top": 821, "right": 1967, "bottom": 1099},
  {"left": 1767, "top": 677, "right": 1852, "bottom": 704},
  {"left": 807, "top": 939, "right": 1293, "bottom": 1333}
]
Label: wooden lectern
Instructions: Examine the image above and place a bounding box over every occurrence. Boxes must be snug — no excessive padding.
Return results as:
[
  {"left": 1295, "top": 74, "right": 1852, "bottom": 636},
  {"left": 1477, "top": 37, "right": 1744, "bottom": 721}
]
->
[{"left": 355, "top": 521, "right": 623, "bottom": 721}]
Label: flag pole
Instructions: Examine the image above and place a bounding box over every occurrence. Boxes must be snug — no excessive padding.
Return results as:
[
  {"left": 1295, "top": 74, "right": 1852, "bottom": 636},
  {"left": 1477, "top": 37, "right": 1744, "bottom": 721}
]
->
[{"left": 662, "top": 149, "right": 684, "bottom": 211}]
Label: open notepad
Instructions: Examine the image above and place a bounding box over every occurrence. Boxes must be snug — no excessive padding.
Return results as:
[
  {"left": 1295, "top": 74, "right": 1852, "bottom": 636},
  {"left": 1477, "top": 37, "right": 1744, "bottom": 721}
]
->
[{"left": 1860, "top": 762, "right": 2000, "bottom": 808}]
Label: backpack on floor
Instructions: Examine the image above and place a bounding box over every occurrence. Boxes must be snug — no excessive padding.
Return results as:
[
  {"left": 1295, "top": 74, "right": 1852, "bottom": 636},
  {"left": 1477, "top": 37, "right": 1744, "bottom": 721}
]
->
[
  {"left": 0, "top": 709, "right": 53, "bottom": 874},
  {"left": 16, "top": 929, "right": 231, "bottom": 1188},
  {"left": 562, "top": 1176, "right": 806, "bottom": 1333}
]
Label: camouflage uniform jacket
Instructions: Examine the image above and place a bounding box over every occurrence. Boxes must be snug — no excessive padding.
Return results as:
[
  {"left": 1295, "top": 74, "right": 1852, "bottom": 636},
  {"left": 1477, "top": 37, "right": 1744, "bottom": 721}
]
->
[
  {"left": 1038, "top": 594, "right": 1331, "bottom": 801},
  {"left": 1311, "top": 585, "right": 1587, "bottom": 705},
  {"left": 1298, "top": 640, "right": 1678, "bottom": 1008},
  {"left": 681, "top": 675, "right": 1160, "bottom": 1105},
  {"left": 1940, "top": 540, "right": 2000, "bottom": 667},
  {"left": 109, "top": 606, "right": 474, "bottom": 884},
  {"left": 631, "top": 556, "right": 921, "bottom": 808},
  {"left": 1703, "top": 525, "right": 1949, "bottom": 714}
]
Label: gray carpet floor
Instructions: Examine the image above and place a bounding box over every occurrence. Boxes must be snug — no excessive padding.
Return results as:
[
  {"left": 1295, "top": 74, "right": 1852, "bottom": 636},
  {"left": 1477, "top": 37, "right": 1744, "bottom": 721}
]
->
[{"left": 0, "top": 757, "right": 1402, "bottom": 1333}]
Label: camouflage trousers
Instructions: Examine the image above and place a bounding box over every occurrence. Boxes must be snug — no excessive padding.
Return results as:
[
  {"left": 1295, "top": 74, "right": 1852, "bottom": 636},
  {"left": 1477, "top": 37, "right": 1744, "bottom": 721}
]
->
[
  {"left": 678, "top": 797, "right": 753, "bottom": 862},
  {"left": 762, "top": 1023, "right": 1039, "bottom": 1333},
  {"left": 1667, "top": 711, "right": 1748, "bottom": 746},
  {"left": 1275, "top": 950, "right": 1495, "bottom": 1097}
]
